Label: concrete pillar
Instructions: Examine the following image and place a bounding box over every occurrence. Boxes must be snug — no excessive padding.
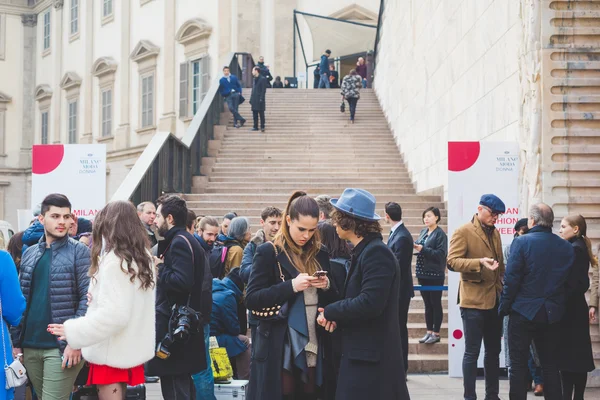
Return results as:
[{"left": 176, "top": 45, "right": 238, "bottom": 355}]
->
[
  {"left": 20, "top": 13, "right": 37, "bottom": 168},
  {"left": 260, "top": 0, "right": 275, "bottom": 67},
  {"left": 115, "top": 0, "right": 131, "bottom": 149},
  {"left": 52, "top": 0, "right": 64, "bottom": 144},
  {"left": 81, "top": 0, "right": 94, "bottom": 144},
  {"left": 158, "top": 0, "right": 176, "bottom": 133}
]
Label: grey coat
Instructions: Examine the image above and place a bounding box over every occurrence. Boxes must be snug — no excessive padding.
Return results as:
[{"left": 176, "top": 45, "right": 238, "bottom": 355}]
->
[{"left": 12, "top": 235, "right": 91, "bottom": 353}]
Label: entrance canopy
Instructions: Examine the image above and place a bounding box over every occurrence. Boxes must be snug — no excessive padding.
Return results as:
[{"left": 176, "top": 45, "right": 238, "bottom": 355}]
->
[{"left": 293, "top": 10, "right": 377, "bottom": 73}]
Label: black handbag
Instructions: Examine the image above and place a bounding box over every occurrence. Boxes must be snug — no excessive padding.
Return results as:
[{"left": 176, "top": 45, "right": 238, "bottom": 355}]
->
[
  {"left": 340, "top": 101, "right": 345, "bottom": 113},
  {"left": 250, "top": 243, "right": 290, "bottom": 321}
]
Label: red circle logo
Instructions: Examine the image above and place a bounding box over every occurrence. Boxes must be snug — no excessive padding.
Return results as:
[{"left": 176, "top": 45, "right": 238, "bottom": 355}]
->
[
  {"left": 32, "top": 145, "right": 65, "bottom": 174},
  {"left": 452, "top": 329, "right": 463, "bottom": 340}
]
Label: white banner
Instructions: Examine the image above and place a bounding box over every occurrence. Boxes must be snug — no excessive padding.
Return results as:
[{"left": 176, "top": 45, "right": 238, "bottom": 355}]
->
[
  {"left": 447, "top": 141, "right": 520, "bottom": 377},
  {"left": 31, "top": 144, "right": 106, "bottom": 220}
]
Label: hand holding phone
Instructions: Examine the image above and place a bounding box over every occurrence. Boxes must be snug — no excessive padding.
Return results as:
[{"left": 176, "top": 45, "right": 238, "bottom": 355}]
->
[{"left": 312, "top": 270, "right": 328, "bottom": 278}]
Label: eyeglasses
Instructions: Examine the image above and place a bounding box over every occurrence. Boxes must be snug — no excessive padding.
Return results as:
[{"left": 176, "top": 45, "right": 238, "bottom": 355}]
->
[{"left": 482, "top": 205, "right": 502, "bottom": 218}]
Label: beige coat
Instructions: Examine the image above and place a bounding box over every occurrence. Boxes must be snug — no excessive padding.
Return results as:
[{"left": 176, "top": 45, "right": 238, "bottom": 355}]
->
[
  {"left": 447, "top": 215, "right": 505, "bottom": 310},
  {"left": 590, "top": 264, "right": 599, "bottom": 309}
]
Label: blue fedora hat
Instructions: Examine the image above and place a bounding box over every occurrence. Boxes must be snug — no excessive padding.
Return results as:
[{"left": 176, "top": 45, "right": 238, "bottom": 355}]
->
[{"left": 330, "top": 188, "right": 381, "bottom": 222}]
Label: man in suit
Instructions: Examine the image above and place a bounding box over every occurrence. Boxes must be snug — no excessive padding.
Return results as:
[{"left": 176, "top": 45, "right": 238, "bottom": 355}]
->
[
  {"left": 499, "top": 203, "right": 575, "bottom": 400},
  {"left": 250, "top": 66, "right": 268, "bottom": 132},
  {"left": 447, "top": 194, "right": 505, "bottom": 400},
  {"left": 218, "top": 66, "right": 246, "bottom": 128},
  {"left": 318, "top": 188, "right": 410, "bottom": 399},
  {"left": 385, "top": 202, "right": 414, "bottom": 376}
]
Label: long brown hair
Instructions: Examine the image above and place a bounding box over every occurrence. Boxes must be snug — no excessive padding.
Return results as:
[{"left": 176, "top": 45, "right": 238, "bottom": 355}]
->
[
  {"left": 90, "top": 201, "right": 155, "bottom": 290},
  {"left": 563, "top": 214, "right": 599, "bottom": 267},
  {"left": 273, "top": 191, "right": 322, "bottom": 275}
]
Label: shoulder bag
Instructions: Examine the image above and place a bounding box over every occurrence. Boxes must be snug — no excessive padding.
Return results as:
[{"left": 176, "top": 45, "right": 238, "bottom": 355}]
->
[
  {"left": 1, "top": 296, "right": 28, "bottom": 389},
  {"left": 250, "top": 242, "right": 290, "bottom": 321}
]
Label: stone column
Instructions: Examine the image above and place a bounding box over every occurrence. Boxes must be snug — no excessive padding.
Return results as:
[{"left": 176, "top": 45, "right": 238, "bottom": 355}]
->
[
  {"left": 260, "top": 0, "right": 275, "bottom": 66},
  {"left": 115, "top": 0, "right": 131, "bottom": 150},
  {"left": 81, "top": 0, "right": 95, "bottom": 144},
  {"left": 273, "top": 0, "right": 296, "bottom": 78},
  {"left": 20, "top": 13, "right": 37, "bottom": 168},
  {"left": 52, "top": 0, "right": 64, "bottom": 144},
  {"left": 158, "top": 0, "right": 176, "bottom": 133}
]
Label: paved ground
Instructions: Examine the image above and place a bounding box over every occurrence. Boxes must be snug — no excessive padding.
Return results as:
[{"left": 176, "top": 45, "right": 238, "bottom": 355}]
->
[{"left": 145, "top": 374, "right": 600, "bottom": 399}]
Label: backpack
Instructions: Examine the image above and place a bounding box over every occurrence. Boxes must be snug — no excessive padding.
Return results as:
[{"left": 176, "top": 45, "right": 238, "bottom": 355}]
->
[{"left": 209, "top": 242, "right": 242, "bottom": 279}]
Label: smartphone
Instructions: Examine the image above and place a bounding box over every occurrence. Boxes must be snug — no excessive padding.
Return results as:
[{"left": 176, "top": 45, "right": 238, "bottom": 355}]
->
[
  {"left": 61, "top": 356, "right": 69, "bottom": 367},
  {"left": 313, "top": 270, "right": 328, "bottom": 278}
]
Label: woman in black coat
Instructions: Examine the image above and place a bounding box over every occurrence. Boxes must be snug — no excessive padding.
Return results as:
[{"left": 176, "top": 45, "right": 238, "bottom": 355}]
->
[
  {"left": 245, "top": 191, "right": 338, "bottom": 400},
  {"left": 558, "top": 215, "right": 596, "bottom": 400},
  {"left": 413, "top": 207, "right": 448, "bottom": 344}
]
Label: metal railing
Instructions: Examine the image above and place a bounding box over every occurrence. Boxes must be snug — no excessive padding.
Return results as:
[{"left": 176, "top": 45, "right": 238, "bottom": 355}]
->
[{"left": 111, "top": 52, "right": 255, "bottom": 204}]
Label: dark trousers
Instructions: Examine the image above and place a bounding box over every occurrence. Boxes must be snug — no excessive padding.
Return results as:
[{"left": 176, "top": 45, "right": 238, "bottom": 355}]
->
[
  {"left": 160, "top": 373, "right": 196, "bottom": 400},
  {"left": 252, "top": 110, "right": 265, "bottom": 129},
  {"left": 226, "top": 93, "right": 245, "bottom": 125},
  {"left": 461, "top": 307, "right": 503, "bottom": 400},
  {"left": 508, "top": 311, "right": 562, "bottom": 400},
  {"left": 347, "top": 97, "right": 358, "bottom": 120},
  {"left": 418, "top": 277, "right": 444, "bottom": 332},
  {"left": 399, "top": 296, "right": 410, "bottom": 374},
  {"left": 528, "top": 353, "right": 543, "bottom": 385},
  {"left": 561, "top": 371, "right": 587, "bottom": 400}
]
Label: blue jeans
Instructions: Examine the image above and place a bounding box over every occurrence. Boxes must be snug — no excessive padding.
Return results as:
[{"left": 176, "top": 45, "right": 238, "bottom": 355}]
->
[
  {"left": 192, "top": 324, "right": 216, "bottom": 400},
  {"left": 318, "top": 73, "right": 330, "bottom": 89},
  {"left": 225, "top": 93, "right": 245, "bottom": 125},
  {"left": 362, "top": 78, "right": 367, "bottom": 88}
]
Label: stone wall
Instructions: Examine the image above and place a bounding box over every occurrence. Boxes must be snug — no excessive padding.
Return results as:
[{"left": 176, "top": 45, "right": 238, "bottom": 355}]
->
[{"left": 374, "top": 0, "right": 521, "bottom": 199}]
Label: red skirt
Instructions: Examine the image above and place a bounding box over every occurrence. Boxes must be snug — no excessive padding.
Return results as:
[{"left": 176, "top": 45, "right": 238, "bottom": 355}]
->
[{"left": 86, "top": 363, "right": 145, "bottom": 386}]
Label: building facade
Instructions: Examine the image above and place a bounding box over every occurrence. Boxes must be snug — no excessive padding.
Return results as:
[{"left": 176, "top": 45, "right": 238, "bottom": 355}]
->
[{"left": 0, "top": 0, "right": 378, "bottom": 226}]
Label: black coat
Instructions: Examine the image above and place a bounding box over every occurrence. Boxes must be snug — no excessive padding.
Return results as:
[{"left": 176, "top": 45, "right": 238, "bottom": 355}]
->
[
  {"left": 415, "top": 226, "right": 448, "bottom": 279},
  {"left": 388, "top": 223, "right": 415, "bottom": 301},
  {"left": 146, "top": 227, "right": 208, "bottom": 376},
  {"left": 245, "top": 243, "right": 338, "bottom": 400},
  {"left": 324, "top": 233, "right": 410, "bottom": 400},
  {"left": 558, "top": 237, "right": 596, "bottom": 373},
  {"left": 250, "top": 75, "right": 268, "bottom": 111}
]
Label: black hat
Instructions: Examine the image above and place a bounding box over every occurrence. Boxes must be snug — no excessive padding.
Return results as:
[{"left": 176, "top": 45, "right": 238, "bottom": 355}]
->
[
  {"left": 514, "top": 218, "right": 528, "bottom": 232},
  {"left": 227, "top": 268, "right": 244, "bottom": 292}
]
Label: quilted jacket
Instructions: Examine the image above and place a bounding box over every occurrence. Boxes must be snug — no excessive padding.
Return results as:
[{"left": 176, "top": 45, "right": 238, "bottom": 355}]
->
[{"left": 12, "top": 234, "right": 91, "bottom": 353}]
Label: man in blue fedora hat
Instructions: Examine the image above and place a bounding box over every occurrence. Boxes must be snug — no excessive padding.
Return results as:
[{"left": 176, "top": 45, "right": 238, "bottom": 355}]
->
[
  {"left": 447, "top": 194, "right": 506, "bottom": 400},
  {"left": 316, "top": 188, "right": 411, "bottom": 400}
]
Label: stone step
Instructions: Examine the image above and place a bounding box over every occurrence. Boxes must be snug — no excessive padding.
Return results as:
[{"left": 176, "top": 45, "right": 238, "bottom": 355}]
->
[
  {"left": 190, "top": 207, "right": 448, "bottom": 218},
  {"left": 202, "top": 184, "right": 416, "bottom": 193},
  {"left": 408, "top": 354, "right": 448, "bottom": 373},
  {"left": 187, "top": 200, "right": 444, "bottom": 209},
  {"left": 206, "top": 176, "right": 412, "bottom": 183},
  {"left": 185, "top": 193, "right": 441, "bottom": 202},
  {"left": 408, "top": 308, "right": 448, "bottom": 323},
  {"left": 411, "top": 296, "right": 449, "bottom": 310},
  {"left": 408, "top": 323, "right": 448, "bottom": 338},
  {"left": 408, "top": 338, "right": 449, "bottom": 355}
]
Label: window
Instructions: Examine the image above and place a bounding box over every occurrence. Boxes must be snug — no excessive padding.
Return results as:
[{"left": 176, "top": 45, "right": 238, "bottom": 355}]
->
[
  {"left": 68, "top": 100, "right": 78, "bottom": 143},
  {"left": 141, "top": 74, "right": 154, "bottom": 128},
  {"left": 41, "top": 111, "right": 49, "bottom": 144},
  {"left": 101, "top": 89, "right": 112, "bottom": 137},
  {"left": 70, "top": 0, "right": 79, "bottom": 35},
  {"left": 103, "top": 0, "right": 113, "bottom": 18},
  {"left": 191, "top": 60, "right": 201, "bottom": 115},
  {"left": 43, "top": 10, "right": 51, "bottom": 51}
]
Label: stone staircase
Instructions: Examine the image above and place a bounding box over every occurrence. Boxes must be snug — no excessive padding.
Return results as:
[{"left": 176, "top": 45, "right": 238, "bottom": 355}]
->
[{"left": 185, "top": 88, "right": 449, "bottom": 372}]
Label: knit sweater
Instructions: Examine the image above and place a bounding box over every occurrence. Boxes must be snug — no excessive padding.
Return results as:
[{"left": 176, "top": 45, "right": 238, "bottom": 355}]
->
[{"left": 63, "top": 250, "right": 156, "bottom": 369}]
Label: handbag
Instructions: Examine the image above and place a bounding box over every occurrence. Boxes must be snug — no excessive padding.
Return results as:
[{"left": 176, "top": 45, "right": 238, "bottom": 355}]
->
[
  {"left": 250, "top": 243, "right": 290, "bottom": 321},
  {"left": 340, "top": 101, "right": 345, "bottom": 113},
  {"left": 1, "top": 296, "right": 28, "bottom": 389}
]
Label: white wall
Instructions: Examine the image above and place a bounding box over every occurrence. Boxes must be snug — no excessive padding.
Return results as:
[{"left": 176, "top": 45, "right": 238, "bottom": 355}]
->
[{"left": 374, "top": 0, "right": 521, "bottom": 198}]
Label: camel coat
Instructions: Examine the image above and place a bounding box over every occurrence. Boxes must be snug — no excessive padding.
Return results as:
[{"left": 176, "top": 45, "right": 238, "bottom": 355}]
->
[{"left": 447, "top": 215, "right": 504, "bottom": 310}]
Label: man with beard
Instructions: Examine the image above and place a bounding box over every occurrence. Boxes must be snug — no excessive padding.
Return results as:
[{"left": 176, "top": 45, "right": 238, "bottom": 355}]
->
[
  {"left": 138, "top": 201, "right": 158, "bottom": 247},
  {"left": 447, "top": 194, "right": 506, "bottom": 400},
  {"left": 146, "top": 195, "right": 208, "bottom": 400},
  {"left": 239, "top": 206, "right": 283, "bottom": 338},
  {"left": 12, "top": 193, "right": 90, "bottom": 400}
]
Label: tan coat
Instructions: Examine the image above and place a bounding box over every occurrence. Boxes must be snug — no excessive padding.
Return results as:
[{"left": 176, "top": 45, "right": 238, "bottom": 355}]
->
[
  {"left": 447, "top": 215, "right": 505, "bottom": 310},
  {"left": 224, "top": 242, "right": 246, "bottom": 277},
  {"left": 590, "top": 264, "right": 599, "bottom": 309}
]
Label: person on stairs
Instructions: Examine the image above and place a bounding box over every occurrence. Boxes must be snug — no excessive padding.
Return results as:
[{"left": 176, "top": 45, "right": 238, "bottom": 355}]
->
[
  {"left": 340, "top": 70, "right": 362, "bottom": 124},
  {"left": 414, "top": 207, "right": 448, "bottom": 345},
  {"left": 219, "top": 66, "right": 246, "bottom": 129},
  {"left": 384, "top": 202, "right": 414, "bottom": 378},
  {"left": 318, "top": 50, "right": 332, "bottom": 89},
  {"left": 250, "top": 66, "right": 268, "bottom": 132}
]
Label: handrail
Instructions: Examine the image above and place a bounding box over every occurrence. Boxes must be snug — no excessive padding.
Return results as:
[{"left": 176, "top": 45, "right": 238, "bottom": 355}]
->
[{"left": 111, "top": 52, "right": 255, "bottom": 204}]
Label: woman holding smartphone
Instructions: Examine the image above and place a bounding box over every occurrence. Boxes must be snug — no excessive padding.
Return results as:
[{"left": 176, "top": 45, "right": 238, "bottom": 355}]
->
[
  {"left": 245, "top": 191, "right": 338, "bottom": 400},
  {"left": 414, "top": 207, "right": 448, "bottom": 344},
  {"left": 48, "top": 201, "right": 156, "bottom": 400}
]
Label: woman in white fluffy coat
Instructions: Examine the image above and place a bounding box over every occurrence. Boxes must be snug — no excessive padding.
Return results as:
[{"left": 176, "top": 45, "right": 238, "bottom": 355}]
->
[{"left": 49, "top": 201, "right": 156, "bottom": 400}]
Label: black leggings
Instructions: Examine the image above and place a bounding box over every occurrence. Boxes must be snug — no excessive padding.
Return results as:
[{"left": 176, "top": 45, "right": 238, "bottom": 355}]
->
[
  {"left": 347, "top": 97, "right": 358, "bottom": 120},
  {"left": 561, "top": 371, "right": 587, "bottom": 400},
  {"left": 418, "top": 277, "right": 445, "bottom": 333}
]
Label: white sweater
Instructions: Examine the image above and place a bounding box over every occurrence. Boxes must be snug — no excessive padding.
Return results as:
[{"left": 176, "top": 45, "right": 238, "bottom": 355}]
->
[{"left": 64, "top": 251, "right": 156, "bottom": 369}]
